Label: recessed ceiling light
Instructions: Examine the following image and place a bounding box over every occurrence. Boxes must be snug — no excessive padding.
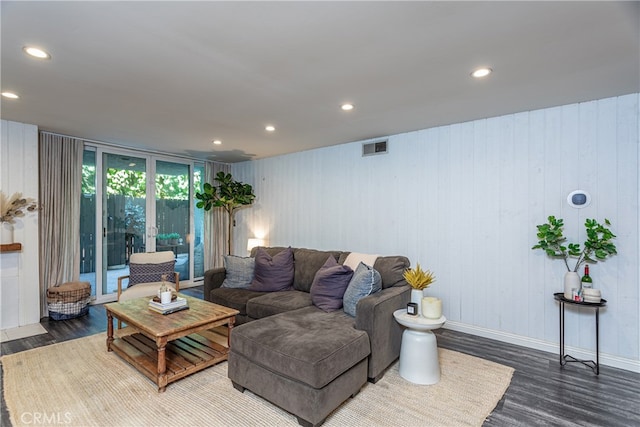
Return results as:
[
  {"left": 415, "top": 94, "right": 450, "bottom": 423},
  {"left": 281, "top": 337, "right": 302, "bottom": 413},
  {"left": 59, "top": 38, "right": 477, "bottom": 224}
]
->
[
  {"left": 128, "top": 162, "right": 136, "bottom": 167},
  {"left": 212, "top": 140, "right": 222, "bottom": 145},
  {"left": 1, "top": 92, "right": 19, "bottom": 99},
  {"left": 265, "top": 125, "right": 275, "bottom": 132},
  {"left": 23, "top": 46, "right": 51, "bottom": 59},
  {"left": 341, "top": 103, "right": 354, "bottom": 111},
  {"left": 471, "top": 67, "right": 492, "bottom": 78}
]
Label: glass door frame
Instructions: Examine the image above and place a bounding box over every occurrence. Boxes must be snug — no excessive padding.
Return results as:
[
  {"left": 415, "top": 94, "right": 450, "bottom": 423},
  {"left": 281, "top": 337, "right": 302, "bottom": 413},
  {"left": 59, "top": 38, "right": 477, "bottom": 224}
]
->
[
  {"left": 88, "top": 146, "right": 201, "bottom": 304},
  {"left": 94, "top": 147, "right": 152, "bottom": 304},
  {"left": 151, "top": 155, "right": 196, "bottom": 287}
]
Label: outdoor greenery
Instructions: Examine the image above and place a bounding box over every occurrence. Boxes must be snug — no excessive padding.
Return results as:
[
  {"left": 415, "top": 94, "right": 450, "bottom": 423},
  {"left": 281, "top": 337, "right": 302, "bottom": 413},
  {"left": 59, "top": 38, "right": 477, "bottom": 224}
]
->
[
  {"left": 532, "top": 215, "right": 618, "bottom": 272},
  {"left": 157, "top": 233, "right": 181, "bottom": 241},
  {"left": 81, "top": 165, "right": 201, "bottom": 200}
]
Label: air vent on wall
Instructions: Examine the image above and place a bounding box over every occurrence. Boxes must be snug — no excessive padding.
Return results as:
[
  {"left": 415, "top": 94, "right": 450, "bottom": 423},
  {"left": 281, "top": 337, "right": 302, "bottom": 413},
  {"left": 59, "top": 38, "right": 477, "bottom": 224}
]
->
[{"left": 362, "top": 140, "right": 388, "bottom": 157}]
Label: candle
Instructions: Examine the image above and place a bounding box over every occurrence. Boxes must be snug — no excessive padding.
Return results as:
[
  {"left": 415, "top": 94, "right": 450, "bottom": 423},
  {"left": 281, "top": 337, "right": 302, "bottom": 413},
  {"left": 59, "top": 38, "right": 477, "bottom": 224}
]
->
[{"left": 422, "top": 297, "right": 442, "bottom": 319}]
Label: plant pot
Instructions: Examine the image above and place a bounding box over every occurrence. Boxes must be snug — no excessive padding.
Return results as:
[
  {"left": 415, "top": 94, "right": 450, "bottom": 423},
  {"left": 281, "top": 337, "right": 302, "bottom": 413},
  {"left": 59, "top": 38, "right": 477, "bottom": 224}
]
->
[
  {"left": 1, "top": 222, "right": 14, "bottom": 244},
  {"left": 410, "top": 289, "right": 424, "bottom": 316},
  {"left": 564, "top": 271, "right": 581, "bottom": 300}
]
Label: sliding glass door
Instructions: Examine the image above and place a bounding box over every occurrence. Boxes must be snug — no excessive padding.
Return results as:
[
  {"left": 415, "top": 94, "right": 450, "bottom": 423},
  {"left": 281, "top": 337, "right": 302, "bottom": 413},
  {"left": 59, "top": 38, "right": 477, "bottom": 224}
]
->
[
  {"left": 102, "top": 152, "right": 148, "bottom": 296},
  {"left": 155, "top": 160, "right": 191, "bottom": 281},
  {"left": 80, "top": 146, "right": 204, "bottom": 303}
]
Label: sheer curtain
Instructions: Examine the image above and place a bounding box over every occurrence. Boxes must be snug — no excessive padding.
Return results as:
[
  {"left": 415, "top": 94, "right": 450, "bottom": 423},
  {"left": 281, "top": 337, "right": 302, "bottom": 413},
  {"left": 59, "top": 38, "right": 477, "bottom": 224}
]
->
[
  {"left": 38, "top": 132, "right": 83, "bottom": 316},
  {"left": 204, "top": 161, "right": 230, "bottom": 270}
]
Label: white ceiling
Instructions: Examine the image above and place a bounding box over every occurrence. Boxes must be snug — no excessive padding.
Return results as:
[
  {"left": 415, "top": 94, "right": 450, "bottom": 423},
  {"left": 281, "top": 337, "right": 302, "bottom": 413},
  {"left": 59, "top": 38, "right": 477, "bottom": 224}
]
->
[{"left": 1, "top": 1, "right": 638, "bottom": 163}]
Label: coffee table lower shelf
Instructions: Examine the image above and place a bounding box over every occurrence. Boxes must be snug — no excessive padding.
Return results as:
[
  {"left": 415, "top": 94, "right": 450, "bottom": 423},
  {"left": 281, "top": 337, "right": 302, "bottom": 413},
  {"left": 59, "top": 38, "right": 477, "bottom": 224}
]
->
[{"left": 109, "top": 331, "right": 228, "bottom": 391}]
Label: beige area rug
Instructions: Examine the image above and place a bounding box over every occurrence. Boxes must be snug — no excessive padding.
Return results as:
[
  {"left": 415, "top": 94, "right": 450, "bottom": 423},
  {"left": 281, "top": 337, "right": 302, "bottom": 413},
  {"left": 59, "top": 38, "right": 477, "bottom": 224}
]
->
[{"left": 2, "top": 333, "right": 514, "bottom": 427}]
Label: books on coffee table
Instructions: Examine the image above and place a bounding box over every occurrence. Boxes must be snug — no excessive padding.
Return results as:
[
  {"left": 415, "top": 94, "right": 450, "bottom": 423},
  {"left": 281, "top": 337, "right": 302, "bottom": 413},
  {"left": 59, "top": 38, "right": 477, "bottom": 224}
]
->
[{"left": 148, "top": 297, "right": 189, "bottom": 315}]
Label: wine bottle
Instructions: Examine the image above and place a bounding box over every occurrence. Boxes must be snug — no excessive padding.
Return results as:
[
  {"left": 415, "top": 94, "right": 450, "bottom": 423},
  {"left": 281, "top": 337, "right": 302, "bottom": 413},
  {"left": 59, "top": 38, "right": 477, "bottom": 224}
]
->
[{"left": 581, "top": 265, "right": 593, "bottom": 289}]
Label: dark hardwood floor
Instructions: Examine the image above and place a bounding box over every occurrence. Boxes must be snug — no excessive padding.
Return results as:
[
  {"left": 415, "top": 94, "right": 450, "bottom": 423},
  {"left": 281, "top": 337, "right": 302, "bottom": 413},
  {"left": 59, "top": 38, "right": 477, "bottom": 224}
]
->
[{"left": 2, "top": 286, "right": 639, "bottom": 427}]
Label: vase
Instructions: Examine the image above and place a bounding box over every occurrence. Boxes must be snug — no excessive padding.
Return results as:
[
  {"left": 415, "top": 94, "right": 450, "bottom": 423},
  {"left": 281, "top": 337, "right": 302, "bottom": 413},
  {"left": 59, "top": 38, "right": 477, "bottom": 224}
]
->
[
  {"left": 1, "top": 222, "right": 13, "bottom": 244},
  {"left": 410, "top": 289, "right": 424, "bottom": 316},
  {"left": 563, "top": 271, "right": 581, "bottom": 300}
]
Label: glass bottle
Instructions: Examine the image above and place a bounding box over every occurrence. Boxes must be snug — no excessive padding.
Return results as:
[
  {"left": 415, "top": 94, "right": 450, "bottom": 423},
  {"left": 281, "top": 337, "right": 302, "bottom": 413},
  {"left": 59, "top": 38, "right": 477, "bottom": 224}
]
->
[{"left": 581, "top": 265, "right": 593, "bottom": 290}]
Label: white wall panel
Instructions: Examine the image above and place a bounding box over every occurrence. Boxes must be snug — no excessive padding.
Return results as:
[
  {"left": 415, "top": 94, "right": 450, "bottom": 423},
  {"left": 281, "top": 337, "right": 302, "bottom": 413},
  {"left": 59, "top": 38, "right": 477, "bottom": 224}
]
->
[
  {"left": 233, "top": 94, "right": 640, "bottom": 370},
  {"left": 0, "top": 120, "right": 40, "bottom": 328}
]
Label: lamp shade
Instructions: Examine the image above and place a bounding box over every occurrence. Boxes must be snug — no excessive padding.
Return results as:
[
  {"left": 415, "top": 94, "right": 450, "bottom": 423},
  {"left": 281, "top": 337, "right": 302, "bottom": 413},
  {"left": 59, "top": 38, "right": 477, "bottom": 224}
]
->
[{"left": 247, "top": 238, "right": 265, "bottom": 252}]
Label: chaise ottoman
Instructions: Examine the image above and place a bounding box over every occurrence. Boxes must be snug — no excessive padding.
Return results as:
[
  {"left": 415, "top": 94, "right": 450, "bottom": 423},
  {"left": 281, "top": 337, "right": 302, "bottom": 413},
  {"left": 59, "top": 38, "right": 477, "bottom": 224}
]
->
[{"left": 229, "top": 306, "right": 371, "bottom": 427}]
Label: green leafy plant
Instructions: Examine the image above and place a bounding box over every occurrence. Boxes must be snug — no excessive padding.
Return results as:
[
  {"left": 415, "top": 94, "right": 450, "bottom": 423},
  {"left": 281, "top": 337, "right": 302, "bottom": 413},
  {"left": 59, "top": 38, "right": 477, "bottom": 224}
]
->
[
  {"left": 168, "top": 232, "right": 180, "bottom": 240},
  {"left": 532, "top": 216, "right": 617, "bottom": 272},
  {"left": 403, "top": 263, "right": 436, "bottom": 290},
  {"left": 157, "top": 233, "right": 170, "bottom": 241},
  {"left": 195, "top": 171, "right": 255, "bottom": 255}
]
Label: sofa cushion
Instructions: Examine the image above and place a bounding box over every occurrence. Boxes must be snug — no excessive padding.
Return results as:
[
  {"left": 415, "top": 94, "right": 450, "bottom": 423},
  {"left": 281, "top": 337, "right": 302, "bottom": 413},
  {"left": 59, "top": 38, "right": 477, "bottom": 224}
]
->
[
  {"left": 249, "top": 247, "right": 294, "bottom": 292},
  {"left": 310, "top": 256, "right": 353, "bottom": 312},
  {"left": 374, "top": 256, "right": 411, "bottom": 288},
  {"left": 221, "top": 255, "right": 254, "bottom": 289},
  {"left": 343, "top": 262, "right": 382, "bottom": 317},
  {"left": 247, "top": 291, "right": 313, "bottom": 319},
  {"left": 292, "top": 248, "right": 344, "bottom": 292},
  {"left": 231, "top": 306, "right": 370, "bottom": 389},
  {"left": 209, "top": 288, "right": 267, "bottom": 316}
]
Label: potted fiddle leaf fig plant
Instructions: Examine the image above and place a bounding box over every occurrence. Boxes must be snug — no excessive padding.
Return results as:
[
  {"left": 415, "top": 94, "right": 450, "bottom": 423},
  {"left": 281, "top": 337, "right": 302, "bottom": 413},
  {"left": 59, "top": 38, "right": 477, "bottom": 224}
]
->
[
  {"left": 532, "top": 215, "right": 617, "bottom": 299},
  {"left": 195, "top": 171, "right": 255, "bottom": 255}
]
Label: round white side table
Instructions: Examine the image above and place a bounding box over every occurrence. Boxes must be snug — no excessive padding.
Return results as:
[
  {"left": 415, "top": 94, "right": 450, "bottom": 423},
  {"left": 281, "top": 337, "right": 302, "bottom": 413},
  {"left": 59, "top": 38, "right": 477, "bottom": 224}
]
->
[{"left": 393, "top": 309, "right": 446, "bottom": 385}]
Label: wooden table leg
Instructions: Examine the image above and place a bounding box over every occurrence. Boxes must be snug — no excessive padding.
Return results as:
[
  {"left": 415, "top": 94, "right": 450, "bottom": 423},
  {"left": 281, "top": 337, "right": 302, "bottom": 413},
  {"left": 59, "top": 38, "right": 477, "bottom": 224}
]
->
[
  {"left": 157, "top": 336, "right": 168, "bottom": 392},
  {"left": 227, "top": 317, "right": 235, "bottom": 348},
  {"left": 106, "top": 311, "right": 114, "bottom": 351}
]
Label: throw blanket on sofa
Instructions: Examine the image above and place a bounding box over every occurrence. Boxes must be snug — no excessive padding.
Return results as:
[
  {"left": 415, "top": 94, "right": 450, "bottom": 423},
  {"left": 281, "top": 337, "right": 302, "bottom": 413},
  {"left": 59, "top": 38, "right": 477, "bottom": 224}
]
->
[{"left": 343, "top": 252, "right": 380, "bottom": 271}]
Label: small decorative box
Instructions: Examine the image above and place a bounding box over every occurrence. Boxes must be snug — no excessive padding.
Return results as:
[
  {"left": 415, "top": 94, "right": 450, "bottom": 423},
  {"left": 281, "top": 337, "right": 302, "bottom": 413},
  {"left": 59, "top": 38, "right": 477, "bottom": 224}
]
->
[{"left": 407, "top": 302, "right": 418, "bottom": 316}]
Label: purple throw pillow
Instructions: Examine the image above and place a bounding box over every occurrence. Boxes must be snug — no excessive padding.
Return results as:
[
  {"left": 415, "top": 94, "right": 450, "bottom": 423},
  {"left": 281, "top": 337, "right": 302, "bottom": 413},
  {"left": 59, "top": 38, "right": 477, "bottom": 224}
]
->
[
  {"left": 310, "top": 255, "right": 354, "bottom": 312},
  {"left": 249, "top": 247, "right": 295, "bottom": 292}
]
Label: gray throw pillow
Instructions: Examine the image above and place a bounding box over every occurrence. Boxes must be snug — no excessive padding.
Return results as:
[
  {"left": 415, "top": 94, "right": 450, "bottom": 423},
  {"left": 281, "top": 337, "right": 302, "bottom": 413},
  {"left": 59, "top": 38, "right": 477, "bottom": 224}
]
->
[
  {"left": 310, "top": 255, "right": 354, "bottom": 312},
  {"left": 249, "top": 247, "right": 295, "bottom": 292},
  {"left": 343, "top": 261, "right": 382, "bottom": 317},
  {"left": 221, "top": 255, "right": 255, "bottom": 289}
]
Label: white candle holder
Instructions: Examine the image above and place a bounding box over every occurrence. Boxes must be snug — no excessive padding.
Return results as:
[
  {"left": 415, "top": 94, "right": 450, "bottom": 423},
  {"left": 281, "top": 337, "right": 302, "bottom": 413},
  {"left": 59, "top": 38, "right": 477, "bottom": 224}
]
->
[{"left": 422, "top": 297, "right": 442, "bottom": 319}]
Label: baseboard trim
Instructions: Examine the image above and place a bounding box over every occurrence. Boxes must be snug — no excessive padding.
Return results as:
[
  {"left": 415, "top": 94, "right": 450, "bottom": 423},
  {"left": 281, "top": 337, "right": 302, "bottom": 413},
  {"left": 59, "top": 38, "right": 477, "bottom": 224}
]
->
[{"left": 443, "top": 321, "right": 640, "bottom": 373}]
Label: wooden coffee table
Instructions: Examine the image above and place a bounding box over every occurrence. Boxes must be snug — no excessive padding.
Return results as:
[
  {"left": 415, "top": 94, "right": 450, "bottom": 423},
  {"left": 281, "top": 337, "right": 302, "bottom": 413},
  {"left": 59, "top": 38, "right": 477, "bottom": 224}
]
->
[{"left": 105, "top": 294, "right": 239, "bottom": 392}]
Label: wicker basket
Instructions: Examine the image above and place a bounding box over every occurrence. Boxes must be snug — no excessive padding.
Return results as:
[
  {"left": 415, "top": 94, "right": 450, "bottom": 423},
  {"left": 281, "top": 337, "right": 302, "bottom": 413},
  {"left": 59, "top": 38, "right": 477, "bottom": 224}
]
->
[{"left": 47, "top": 281, "right": 91, "bottom": 320}]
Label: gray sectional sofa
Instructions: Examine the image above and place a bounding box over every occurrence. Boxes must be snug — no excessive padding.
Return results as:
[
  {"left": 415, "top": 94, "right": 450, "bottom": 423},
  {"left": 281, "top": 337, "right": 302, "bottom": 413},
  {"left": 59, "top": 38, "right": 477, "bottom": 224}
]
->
[{"left": 203, "top": 247, "right": 411, "bottom": 427}]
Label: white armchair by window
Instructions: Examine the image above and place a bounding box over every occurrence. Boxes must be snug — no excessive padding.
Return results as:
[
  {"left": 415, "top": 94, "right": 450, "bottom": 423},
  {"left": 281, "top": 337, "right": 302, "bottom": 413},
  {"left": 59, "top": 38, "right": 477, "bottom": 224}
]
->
[{"left": 117, "top": 251, "right": 180, "bottom": 302}]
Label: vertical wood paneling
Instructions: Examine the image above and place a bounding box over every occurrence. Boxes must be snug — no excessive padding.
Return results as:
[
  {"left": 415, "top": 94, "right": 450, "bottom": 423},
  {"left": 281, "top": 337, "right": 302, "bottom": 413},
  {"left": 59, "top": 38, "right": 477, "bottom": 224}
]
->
[
  {"left": 0, "top": 120, "right": 40, "bottom": 327},
  {"left": 614, "top": 94, "right": 639, "bottom": 359},
  {"left": 233, "top": 94, "right": 640, "bottom": 369},
  {"left": 20, "top": 123, "right": 40, "bottom": 325}
]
